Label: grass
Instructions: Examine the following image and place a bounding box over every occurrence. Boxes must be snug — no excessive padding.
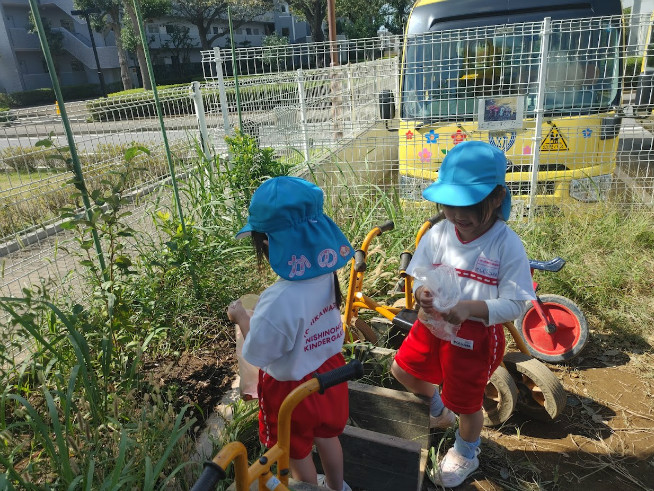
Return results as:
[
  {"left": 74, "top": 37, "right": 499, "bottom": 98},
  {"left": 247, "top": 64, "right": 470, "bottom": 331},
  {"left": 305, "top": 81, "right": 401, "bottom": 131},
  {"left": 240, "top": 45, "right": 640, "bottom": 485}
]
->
[
  {"left": 1, "top": 135, "right": 653, "bottom": 489},
  {"left": 0, "top": 141, "right": 182, "bottom": 238}
]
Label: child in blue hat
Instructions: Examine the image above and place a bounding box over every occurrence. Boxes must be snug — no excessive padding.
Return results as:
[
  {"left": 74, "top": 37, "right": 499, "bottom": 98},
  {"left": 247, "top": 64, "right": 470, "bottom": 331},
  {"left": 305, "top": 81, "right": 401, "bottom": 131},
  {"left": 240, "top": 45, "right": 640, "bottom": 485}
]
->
[
  {"left": 227, "top": 176, "right": 354, "bottom": 491},
  {"left": 391, "top": 141, "right": 536, "bottom": 487}
]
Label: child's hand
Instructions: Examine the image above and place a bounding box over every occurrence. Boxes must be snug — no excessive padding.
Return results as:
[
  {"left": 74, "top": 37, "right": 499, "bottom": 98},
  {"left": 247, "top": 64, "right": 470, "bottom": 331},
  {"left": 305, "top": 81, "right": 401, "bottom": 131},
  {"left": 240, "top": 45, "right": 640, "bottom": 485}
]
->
[
  {"left": 442, "top": 302, "right": 472, "bottom": 325},
  {"left": 417, "top": 286, "right": 436, "bottom": 315},
  {"left": 227, "top": 299, "right": 249, "bottom": 325}
]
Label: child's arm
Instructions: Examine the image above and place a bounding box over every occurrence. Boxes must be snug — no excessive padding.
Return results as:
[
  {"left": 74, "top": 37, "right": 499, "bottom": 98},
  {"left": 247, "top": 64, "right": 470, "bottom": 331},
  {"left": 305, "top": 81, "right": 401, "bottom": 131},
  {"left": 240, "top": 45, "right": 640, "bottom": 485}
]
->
[
  {"left": 415, "top": 286, "right": 490, "bottom": 325},
  {"left": 227, "top": 299, "right": 252, "bottom": 337},
  {"left": 444, "top": 300, "right": 489, "bottom": 325}
]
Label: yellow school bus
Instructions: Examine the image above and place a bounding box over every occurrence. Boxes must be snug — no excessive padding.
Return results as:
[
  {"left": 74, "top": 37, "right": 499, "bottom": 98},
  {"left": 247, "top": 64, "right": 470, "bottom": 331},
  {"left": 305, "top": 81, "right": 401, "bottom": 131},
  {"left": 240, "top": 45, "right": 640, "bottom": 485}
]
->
[{"left": 383, "top": 0, "right": 624, "bottom": 215}]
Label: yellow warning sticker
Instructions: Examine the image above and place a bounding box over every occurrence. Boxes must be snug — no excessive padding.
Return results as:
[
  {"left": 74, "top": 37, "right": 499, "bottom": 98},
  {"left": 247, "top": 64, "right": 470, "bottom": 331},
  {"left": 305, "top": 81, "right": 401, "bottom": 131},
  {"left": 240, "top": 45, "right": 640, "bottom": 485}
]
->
[{"left": 540, "top": 125, "right": 569, "bottom": 151}]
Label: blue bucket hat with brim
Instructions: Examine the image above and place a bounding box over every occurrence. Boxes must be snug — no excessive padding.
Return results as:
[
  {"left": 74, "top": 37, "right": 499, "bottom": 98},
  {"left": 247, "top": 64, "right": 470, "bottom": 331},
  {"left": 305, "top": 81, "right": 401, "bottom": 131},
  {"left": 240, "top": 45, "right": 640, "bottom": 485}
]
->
[
  {"left": 236, "top": 176, "right": 354, "bottom": 281},
  {"left": 422, "top": 140, "right": 512, "bottom": 220}
]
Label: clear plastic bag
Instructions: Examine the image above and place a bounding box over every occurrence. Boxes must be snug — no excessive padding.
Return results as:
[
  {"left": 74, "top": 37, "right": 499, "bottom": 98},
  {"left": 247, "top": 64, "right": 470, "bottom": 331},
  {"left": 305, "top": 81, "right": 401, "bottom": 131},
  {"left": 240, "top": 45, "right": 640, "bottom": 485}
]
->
[{"left": 413, "top": 265, "right": 462, "bottom": 341}]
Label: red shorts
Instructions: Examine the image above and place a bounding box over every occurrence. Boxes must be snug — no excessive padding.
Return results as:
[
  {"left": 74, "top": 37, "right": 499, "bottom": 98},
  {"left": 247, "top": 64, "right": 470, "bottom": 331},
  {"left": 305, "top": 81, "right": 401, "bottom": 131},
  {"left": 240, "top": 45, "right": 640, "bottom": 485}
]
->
[
  {"left": 257, "top": 353, "right": 349, "bottom": 459},
  {"left": 393, "top": 319, "right": 505, "bottom": 414}
]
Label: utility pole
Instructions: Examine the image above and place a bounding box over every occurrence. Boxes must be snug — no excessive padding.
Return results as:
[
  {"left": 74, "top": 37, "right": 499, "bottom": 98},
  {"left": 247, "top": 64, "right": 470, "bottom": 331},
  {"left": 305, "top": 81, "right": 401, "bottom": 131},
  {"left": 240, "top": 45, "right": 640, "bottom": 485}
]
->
[
  {"left": 71, "top": 8, "right": 108, "bottom": 97},
  {"left": 327, "top": 0, "right": 338, "bottom": 67}
]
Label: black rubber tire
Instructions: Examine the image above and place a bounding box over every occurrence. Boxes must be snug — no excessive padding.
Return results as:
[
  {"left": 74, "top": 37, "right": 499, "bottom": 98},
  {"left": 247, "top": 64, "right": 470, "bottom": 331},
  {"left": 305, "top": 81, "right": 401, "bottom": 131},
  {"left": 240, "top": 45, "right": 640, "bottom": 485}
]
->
[
  {"left": 352, "top": 318, "right": 379, "bottom": 345},
  {"left": 483, "top": 365, "right": 518, "bottom": 427},
  {"left": 515, "top": 294, "right": 589, "bottom": 363},
  {"left": 503, "top": 351, "right": 567, "bottom": 421}
]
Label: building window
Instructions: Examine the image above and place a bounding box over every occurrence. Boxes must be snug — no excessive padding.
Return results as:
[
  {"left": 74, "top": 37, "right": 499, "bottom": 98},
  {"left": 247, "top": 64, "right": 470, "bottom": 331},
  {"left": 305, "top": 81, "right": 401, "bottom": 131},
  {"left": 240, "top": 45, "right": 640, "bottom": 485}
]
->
[
  {"left": 213, "top": 26, "right": 223, "bottom": 35},
  {"left": 60, "top": 19, "right": 73, "bottom": 31},
  {"left": 147, "top": 24, "right": 159, "bottom": 34},
  {"left": 71, "top": 60, "right": 84, "bottom": 72},
  {"left": 280, "top": 4, "right": 287, "bottom": 13},
  {"left": 165, "top": 25, "right": 175, "bottom": 34},
  {"left": 245, "top": 28, "right": 252, "bottom": 35},
  {"left": 281, "top": 27, "right": 290, "bottom": 37}
]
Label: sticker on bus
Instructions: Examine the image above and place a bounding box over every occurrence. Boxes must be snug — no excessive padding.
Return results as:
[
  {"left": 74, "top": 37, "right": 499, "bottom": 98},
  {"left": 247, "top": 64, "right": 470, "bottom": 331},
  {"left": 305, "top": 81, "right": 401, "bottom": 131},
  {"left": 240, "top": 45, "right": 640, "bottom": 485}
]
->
[{"left": 540, "top": 125, "right": 569, "bottom": 151}]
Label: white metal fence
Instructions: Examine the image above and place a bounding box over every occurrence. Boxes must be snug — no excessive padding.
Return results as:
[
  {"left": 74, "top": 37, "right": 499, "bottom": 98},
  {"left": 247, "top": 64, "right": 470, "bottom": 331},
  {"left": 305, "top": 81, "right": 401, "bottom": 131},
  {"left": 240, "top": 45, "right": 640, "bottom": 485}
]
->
[{"left": 2, "top": 13, "right": 654, "bottom": 305}]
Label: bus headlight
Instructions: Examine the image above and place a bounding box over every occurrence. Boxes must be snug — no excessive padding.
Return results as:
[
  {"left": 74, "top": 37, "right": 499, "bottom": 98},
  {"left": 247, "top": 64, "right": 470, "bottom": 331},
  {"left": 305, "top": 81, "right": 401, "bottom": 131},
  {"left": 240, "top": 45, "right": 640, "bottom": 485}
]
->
[
  {"left": 569, "top": 174, "right": 613, "bottom": 202},
  {"left": 399, "top": 174, "right": 433, "bottom": 201}
]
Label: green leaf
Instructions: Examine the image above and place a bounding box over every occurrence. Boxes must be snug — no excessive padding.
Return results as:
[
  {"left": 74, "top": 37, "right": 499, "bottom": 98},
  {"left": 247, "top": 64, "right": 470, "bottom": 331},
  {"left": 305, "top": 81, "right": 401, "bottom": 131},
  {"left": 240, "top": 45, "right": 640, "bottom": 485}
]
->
[
  {"left": 35, "top": 138, "right": 53, "bottom": 147},
  {"left": 59, "top": 220, "right": 77, "bottom": 230},
  {"left": 115, "top": 256, "right": 132, "bottom": 268},
  {"left": 124, "top": 145, "right": 150, "bottom": 162}
]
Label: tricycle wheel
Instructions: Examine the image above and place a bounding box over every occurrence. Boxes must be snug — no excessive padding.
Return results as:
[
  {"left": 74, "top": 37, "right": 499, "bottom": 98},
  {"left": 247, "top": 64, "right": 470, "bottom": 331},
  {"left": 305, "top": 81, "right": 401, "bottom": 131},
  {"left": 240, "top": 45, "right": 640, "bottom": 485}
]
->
[
  {"left": 515, "top": 294, "right": 588, "bottom": 363},
  {"left": 351, "top": 318, "right": 378, "bottom": 345},
  {"left": 503, "top": 352, "right": 567, "bottom": 421},
  {"left": 483, "top": 365, "right": 518, "bottom": 426}
]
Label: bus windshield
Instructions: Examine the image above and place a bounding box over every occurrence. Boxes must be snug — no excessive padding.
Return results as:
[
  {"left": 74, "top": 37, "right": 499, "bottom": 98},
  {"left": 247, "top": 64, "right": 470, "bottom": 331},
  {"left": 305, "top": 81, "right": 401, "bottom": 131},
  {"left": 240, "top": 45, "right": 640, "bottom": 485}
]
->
[{"left": 401, "top": 17, "right": 621, "bottom": 121}]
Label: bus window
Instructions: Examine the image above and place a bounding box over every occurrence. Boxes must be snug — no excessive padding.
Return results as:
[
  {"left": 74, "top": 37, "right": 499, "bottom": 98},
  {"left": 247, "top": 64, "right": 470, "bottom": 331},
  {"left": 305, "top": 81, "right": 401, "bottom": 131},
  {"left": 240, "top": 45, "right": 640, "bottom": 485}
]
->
[{"left": 400, "top": 18, "right": 621, "bottom": 121}]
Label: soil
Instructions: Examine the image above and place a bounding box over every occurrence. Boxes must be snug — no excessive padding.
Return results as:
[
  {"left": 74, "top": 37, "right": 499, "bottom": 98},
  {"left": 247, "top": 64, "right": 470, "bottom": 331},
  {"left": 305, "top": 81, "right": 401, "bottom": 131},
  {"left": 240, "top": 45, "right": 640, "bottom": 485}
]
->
[{"left": 147, "top": 330, "right": 654, "bottom": 490}]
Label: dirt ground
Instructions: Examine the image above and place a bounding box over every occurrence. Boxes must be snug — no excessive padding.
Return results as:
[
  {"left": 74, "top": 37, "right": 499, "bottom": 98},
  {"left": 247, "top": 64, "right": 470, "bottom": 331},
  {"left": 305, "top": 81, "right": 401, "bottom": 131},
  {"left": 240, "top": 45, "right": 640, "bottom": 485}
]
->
[
  {"left": 150, "top": 330, "right": 654, "bottom": 490},
  {"left": 458, "top": 335, "right": 654, "bottom": 491}
]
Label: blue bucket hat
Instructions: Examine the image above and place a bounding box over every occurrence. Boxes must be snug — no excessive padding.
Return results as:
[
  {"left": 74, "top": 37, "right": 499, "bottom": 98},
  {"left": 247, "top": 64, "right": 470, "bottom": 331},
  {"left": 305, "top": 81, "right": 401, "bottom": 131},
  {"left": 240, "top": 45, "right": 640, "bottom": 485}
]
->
[
  {"left": 422, "top": 141, "right": 512, "bottom": 220},
  {"left": 236, "top": 176, "right": 354, "bottom": 281}
]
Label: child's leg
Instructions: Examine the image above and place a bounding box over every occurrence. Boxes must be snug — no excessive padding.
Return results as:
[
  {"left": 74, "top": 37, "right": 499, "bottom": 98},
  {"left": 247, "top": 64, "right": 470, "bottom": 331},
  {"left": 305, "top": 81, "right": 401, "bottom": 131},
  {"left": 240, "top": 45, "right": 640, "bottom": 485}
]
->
[
  {"left": 314, "top": 436, "right": 344, "bottom": 490},
  {"left": 391, "top": 360, "right": 446, "bottom": 415},
  {"left": 289, "top": 453, "right": 318, "bottom": 485},
  {"left": 455, "top": 410, "right": 483, "bottom": 458},
  {"left": 391, "top": 360, "right": 436, "bottom": 398}
]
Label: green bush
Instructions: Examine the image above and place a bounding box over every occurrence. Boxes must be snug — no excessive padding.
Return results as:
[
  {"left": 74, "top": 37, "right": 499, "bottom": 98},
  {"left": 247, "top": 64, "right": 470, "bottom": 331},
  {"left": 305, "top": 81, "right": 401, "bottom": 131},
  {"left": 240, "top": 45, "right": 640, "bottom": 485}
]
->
[
  {"left": 0, "top": 145, "right": 52, "bottom": 172},
  {"left": 9, "top": 87, "right": 56, "bottom": 107},
  {"left": 87, "top": 78, "right": 327, "bottom": 122}
]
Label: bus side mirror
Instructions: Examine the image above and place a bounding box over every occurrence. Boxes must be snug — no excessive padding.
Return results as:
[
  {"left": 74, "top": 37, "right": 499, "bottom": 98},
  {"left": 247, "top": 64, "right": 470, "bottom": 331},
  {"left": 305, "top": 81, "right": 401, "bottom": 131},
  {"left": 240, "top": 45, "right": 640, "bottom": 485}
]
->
[
  {"left": 634, "top": 69, "right": 654, "bottom": 114},
  {"left": 379, "top": 89, "right": 395, "bottom": 120}
]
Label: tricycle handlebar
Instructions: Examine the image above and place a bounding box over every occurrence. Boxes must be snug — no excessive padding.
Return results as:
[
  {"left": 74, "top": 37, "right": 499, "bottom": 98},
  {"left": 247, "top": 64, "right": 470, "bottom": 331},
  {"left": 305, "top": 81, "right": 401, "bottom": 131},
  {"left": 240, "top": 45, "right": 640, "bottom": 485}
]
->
[{"left": 315, "top": 359, "right": 363, "bottom": 393}]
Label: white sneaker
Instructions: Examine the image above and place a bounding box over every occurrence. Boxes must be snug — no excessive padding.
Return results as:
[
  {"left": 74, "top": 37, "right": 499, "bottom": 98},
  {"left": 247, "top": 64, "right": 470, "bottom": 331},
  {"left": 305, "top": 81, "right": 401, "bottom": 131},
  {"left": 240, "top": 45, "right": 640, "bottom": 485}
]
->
[
  {"left": 429, "top": 407, "right": 457, "bottom": 429},
  {"left": 316, "top": 473, "right": 352, "bottom": 491},
  {"left": 433, "top": 447, "right": 480, "bottom": 487}
]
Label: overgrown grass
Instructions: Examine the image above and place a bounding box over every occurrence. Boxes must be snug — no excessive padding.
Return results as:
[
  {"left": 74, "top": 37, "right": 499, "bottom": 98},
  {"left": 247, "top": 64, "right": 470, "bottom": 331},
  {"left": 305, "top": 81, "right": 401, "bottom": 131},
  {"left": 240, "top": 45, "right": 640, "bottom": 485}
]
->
[
  {"left": 1, "top": 132, "right": 653, "bottom": 488},
  {"left": 0, "top": 141, "right": 184, "bottom": 239}
]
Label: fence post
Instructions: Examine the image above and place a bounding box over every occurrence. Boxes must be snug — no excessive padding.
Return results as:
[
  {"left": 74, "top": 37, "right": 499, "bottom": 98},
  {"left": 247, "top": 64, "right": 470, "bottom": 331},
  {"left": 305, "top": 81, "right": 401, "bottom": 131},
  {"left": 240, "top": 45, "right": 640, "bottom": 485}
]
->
[
  {"left": 347, "top": 64, "right": 354, "bottom": 129},
  {"left": 296, "top": 69, "right": 311, "bottom": 162},
  {"left": 214, "top": 47, "right": 232, "bottom": 137},
  {"left": 528, "top": 17, "right": 551, "bottom": 221},
  {"left": 27, "top": 0, "right": 108, "bottom": 280},
  {"left": 190, "top": 81, "right": 211, "bottom": 162}
]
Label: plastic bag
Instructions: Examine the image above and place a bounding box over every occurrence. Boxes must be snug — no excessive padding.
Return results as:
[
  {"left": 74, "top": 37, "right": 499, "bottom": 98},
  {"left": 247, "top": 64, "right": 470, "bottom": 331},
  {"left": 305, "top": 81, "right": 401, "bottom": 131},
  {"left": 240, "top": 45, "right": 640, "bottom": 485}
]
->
[
  {"left": 235, "top": 294, "right": 260, "bottom": 400},
  {"left": 413, "top": 265, "right": 462, "bottom": 341}
]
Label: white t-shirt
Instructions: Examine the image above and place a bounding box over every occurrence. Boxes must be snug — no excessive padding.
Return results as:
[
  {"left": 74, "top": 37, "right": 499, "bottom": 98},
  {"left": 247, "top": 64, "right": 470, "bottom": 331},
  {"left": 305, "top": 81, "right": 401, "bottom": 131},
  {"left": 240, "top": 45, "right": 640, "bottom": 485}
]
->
[
  {"left": 242, "top": 273, "right": 345, "bottom": 381},
  {"left": 407, "top": 220, "right": 536, "bottom": 326}
]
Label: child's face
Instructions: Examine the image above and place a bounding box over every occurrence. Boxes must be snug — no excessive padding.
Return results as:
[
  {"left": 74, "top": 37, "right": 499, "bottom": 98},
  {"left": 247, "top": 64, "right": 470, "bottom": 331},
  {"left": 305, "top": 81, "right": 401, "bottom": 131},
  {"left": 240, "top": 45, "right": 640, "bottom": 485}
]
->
[{"left": 441, "top": 204, "right": 495, "bottom": 242}]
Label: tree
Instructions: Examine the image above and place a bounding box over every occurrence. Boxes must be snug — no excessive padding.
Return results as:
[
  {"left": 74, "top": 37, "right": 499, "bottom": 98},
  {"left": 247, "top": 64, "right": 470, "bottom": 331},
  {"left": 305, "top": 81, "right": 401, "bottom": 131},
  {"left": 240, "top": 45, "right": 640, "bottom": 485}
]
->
[
  {"left": 172, "top": 0, "right": 273, "bottom": 51},
  {"left": 287, "top": 0, "right": 327, "bottom": 43},
  {"left": 336, "top": 0, "right": 385, "bottom": 39},
  {"left": 123, "top": 0, "right": 171, "bottom": 90},
  {"left": 162, "top": 25, "right": 198, "bottom": 78},
  {"left": 261, "top": 32, "right": 289, "bottom": 70},
  {"left": 74, "top": 0, "right": 133, "bottom": 91},
  {"left": 380, "top": 0, "right": 412, "bottom": 35}
]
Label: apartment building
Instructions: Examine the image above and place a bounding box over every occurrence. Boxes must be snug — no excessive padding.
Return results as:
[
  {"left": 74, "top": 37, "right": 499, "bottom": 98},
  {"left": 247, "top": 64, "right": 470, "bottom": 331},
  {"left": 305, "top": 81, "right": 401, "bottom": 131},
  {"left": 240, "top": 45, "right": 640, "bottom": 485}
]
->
[{"left": 0, "top": 0, "right": 309, "bottom": 94}]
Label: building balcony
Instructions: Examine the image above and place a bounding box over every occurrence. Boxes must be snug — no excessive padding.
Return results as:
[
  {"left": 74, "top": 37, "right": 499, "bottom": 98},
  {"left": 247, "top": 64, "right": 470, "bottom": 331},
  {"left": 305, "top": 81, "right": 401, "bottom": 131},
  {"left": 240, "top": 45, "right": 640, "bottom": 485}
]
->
[{"left": 8, "top": 27, "right": 41, "bottom": 50}]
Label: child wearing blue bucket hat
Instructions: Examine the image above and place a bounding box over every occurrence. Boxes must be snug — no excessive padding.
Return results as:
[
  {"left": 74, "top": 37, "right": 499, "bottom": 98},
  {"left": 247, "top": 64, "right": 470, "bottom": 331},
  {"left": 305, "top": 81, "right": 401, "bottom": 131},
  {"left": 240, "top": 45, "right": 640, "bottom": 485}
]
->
[
  {"left": 391, "top": 141, "right": 536, "bottom": 487},
  {"left": 227, "top": 176, "right": 354, "bottom": 491}
]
